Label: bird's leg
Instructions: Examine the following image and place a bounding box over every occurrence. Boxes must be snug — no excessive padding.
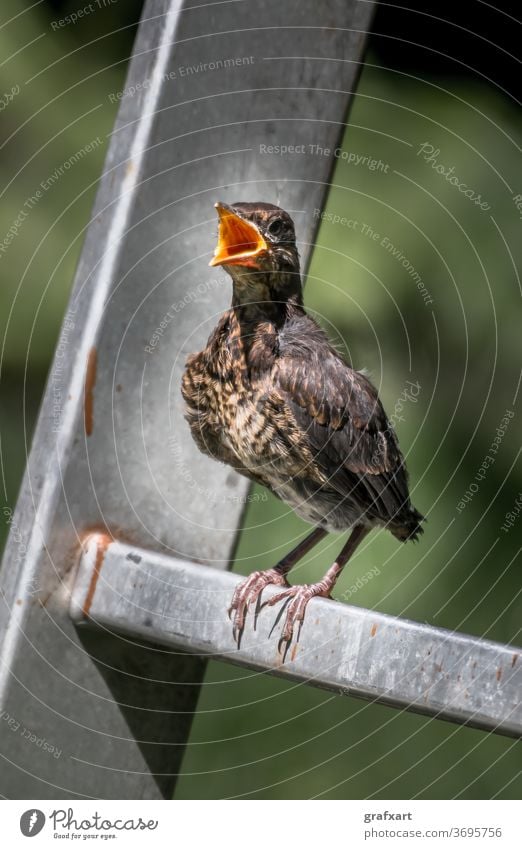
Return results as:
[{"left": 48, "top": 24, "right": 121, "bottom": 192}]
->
[
  {"left": 266, "top": 524, "right": 370, "bottom": 655},
  {"left": 229, "top": 526, "right": 327, "bottom": 646}
]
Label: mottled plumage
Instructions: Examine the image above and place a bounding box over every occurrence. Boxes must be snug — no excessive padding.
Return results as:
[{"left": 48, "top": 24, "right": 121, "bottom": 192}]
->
[{"left": 182, "top": 201, "right": 424, "bottom": 652}]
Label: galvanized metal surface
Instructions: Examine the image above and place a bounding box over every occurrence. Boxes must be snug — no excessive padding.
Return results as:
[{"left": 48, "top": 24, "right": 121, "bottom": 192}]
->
[
  {"left": 72, "top": 535, "right": 522, "bottom": 739},
  {"left": 0, "top": 0, "right": 374, "bottom": 798}
]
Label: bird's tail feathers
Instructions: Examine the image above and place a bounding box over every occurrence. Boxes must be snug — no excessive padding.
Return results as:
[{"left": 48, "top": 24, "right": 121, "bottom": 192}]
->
[{"left": 392, "top": 506, "right": 425, "bottom": 542}]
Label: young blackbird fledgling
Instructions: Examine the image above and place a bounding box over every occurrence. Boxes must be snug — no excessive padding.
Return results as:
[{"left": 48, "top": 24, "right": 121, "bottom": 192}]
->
[{"left": 182, "top": 202, "right": 424, "bottom": 652}]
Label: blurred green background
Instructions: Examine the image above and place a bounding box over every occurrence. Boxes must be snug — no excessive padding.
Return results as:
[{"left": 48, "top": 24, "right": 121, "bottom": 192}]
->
[{"left": 0, "top": 0, "right": 520, "bottom": 799}]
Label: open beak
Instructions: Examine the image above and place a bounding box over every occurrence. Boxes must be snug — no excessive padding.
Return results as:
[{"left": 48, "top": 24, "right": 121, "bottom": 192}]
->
[{"left": 209, "top": 202, "right": 267, "bottom": 268}]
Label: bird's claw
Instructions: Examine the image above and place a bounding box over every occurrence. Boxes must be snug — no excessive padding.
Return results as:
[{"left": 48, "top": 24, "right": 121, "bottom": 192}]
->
[
  {"left": 228, "top": 568, "right": 288, "bottom": 647},
  {"left": 265, "top": 583, "right": 330, "bottom": 656}
]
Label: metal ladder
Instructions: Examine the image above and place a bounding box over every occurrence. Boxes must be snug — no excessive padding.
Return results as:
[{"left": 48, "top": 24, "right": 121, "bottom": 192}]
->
[{"left": 0, "top": 0, "right": 520, "bottom": 800}]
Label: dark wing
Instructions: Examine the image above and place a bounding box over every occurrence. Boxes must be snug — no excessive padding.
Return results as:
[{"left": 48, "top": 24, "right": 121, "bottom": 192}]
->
[{"left": 274, "top": 316, "right": 420, "bottom": 534}]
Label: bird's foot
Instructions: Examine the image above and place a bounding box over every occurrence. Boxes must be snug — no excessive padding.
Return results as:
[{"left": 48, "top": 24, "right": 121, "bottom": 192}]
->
[
  {"left": 229, "top": 568, "right": 289, "bottom": 646},
  {"left": 265, "top": 582, "right": 331, "bottom": 657}
]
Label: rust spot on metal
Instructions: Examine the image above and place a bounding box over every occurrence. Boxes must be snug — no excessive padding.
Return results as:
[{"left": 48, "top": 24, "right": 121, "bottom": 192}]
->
[
  {"left": 370, "top": 623, "right": 378, "bottom": 637},
  {"left": 290, "top": 644, "right": 298, "bottom": 662},
  {"left": 82, "top": 523, "right": 139, "bottom": 549},
  {"left": 16, "top": 599, "right": 22, "bottom": 605},
  {"left": 84, "top": 346, "right": 97, "bottom": 436},
  {"left": 434, "top": 663, "right": 443, "bottom": 673},
  {"left": 512, "top": 654, "right": 518, "bottom": 667},
  {"left": 496, "top": 667, "right": 502, "bottom": 681},
  {"left": 82, "top": 534, "right": 111, "bottom": 617}
]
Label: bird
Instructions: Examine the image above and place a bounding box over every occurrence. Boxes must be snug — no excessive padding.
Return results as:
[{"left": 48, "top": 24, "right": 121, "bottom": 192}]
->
[{"left": 181, "top": 201, "right": 424, "bottom": 653}]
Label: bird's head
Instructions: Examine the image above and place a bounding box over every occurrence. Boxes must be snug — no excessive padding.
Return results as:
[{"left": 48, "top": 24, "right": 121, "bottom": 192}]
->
[{"left": 209, "top": 201, "right": 302, "bottom": 310}]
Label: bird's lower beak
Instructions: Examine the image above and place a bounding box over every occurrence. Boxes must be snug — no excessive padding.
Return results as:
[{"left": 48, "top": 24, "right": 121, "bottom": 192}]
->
[{"left": 209, "top": 202, "right": 267, "bottom": 268}]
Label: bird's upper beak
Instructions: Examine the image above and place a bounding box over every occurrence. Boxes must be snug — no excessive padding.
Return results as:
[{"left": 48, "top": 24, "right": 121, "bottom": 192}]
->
[{"left": 209, "top": 202, "right": 268, "bottom": 268}]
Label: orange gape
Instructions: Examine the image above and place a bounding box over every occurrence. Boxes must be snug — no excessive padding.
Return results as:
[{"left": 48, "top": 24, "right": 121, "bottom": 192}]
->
[{"left": 209, "top": 202, "right": 267, "bottom": 267}]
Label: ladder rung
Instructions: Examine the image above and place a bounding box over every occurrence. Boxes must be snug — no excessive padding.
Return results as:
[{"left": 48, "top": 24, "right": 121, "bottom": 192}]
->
[{"left": 71, "top": 534, "right": 522, "bottom": 739}]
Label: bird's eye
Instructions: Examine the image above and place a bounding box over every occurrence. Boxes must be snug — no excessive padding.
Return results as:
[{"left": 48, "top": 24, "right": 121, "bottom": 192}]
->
[{"left": 268, "top": 218, "right": 285, "bottom": 238}]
